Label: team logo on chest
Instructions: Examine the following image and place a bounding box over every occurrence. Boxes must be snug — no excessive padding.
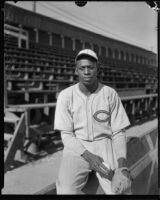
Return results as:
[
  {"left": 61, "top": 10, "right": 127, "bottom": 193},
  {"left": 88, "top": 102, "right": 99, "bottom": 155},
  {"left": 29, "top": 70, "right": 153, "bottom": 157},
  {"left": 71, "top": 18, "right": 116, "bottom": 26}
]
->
[{"left": 93, "top": 110, "right": 110, "bottom": 123}]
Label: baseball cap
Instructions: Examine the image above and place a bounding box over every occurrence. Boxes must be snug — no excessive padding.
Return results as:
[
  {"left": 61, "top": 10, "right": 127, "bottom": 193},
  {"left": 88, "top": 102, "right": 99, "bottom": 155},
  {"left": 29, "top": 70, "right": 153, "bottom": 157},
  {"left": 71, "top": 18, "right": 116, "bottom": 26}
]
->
[{"left": 75, "top": 49, "right": 98, "bottom": 62}]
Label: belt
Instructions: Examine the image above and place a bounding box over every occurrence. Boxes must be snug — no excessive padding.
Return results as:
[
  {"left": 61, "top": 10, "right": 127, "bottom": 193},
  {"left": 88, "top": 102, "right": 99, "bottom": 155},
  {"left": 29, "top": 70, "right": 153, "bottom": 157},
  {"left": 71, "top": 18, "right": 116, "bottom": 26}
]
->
[
  {"left": 105, "top": 134, "right": 112, "bottom": 140},
  {"left": 100, "top": 133, "right": 112, "bottom": 140}
]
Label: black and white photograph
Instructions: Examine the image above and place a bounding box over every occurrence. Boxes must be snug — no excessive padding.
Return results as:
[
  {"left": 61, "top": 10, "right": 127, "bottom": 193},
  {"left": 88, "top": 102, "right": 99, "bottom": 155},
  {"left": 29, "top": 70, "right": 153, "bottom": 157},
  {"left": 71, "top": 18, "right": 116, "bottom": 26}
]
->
[{"left": 3, "top": 1, "right": 159, "bottom": 195}]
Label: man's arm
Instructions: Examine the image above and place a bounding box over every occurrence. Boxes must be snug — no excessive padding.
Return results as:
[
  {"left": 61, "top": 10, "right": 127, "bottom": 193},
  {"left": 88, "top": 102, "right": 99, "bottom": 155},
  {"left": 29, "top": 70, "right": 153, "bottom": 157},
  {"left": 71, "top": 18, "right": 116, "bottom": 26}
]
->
[
  {"left": 112, "top": 130, "right": 127, "bottom": 168},
  {"left": 110, "top": 90, "right": 130, "bottom": 170},
  {"left": 111, "top": 130, "right": 132, "bottom": 194},
  {"left": 112, "top": 130, "right": 131, "bottom": 178}
]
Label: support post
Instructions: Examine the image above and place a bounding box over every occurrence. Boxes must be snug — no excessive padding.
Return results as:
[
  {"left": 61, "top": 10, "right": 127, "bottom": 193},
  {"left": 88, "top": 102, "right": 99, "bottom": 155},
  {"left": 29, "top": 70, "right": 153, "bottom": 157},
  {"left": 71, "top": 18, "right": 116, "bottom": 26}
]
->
[
  {"left": 90, "top": 43, "right": 93, "bottom": 50},
  {"left": 61, "top": 35, "right": 64, "bottom": 49},
  {"left": 44, "top": 94, "right": 49, "bottom": 115},
  {"left": 34, "top": 28, "right": 39, "bottom": 43},
  {"left": 81, "top": 40, "right": 85, "bottom": 49},
  {"left": 49, "top": 32, "right": 52, "bottom": 46},
  {"left": 98, "top": 45, "right": 101, "bottom": 56},
  {"left": 18, "top": 24, "right": 22, "bottom": 48},
  {"left": 25, "top": 109, "right": 30, "bottom": 138},
  {"left": 131, "top": 100, "right": 135, "bottom": 124},
  {"left": 72, "top": 38, "right": 75, "bottom": 51}
]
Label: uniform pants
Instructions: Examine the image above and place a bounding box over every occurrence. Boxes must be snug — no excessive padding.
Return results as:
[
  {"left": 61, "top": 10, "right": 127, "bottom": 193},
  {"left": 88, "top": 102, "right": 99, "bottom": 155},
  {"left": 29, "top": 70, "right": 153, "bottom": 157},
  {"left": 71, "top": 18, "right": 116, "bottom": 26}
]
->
[{"left": 56, "top": 138, "right": 118, "bottom": 194}]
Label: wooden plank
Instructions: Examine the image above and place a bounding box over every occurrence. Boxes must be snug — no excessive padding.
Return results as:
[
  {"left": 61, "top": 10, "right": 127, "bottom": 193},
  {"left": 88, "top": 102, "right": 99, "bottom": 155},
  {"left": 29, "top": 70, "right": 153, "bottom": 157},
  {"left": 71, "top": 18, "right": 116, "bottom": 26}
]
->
[
  {"left": 121, "top": 93, "right": 157, "bottom": 101},
  {"left": 7, "top": 102, "right": 56, "bottom": 109},
  {"left": 4, "top": 113, "right": 25, "bottom": 173}
]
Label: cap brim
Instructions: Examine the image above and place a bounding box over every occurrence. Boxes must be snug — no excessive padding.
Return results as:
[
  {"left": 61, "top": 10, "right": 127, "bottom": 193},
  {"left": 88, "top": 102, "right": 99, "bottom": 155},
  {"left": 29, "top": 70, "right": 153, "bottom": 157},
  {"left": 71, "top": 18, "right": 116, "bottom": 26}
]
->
[{"left": 75, "top": 53, "right": 98, "bottom": 62}]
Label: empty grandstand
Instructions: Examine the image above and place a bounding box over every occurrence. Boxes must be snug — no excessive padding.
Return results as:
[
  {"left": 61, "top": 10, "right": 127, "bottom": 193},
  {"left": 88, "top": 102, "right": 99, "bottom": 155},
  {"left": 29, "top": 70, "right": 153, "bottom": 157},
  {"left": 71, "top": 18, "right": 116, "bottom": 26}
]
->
[{"left": 3, "top": 2, "right": 158, "bottom": 195}]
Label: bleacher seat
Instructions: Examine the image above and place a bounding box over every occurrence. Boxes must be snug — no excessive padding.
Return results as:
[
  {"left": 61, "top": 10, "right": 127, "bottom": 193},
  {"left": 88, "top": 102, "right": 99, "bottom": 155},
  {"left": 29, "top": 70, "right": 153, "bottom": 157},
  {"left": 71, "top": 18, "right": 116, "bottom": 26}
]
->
[{"left": 4, "top": 34, "right": 157, "bottom": 105}]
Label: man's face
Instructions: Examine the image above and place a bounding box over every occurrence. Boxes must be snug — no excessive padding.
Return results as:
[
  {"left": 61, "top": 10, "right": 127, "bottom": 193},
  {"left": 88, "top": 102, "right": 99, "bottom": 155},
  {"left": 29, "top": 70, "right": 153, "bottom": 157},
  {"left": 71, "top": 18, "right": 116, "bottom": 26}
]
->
[{"left": 76, "top": 58, "right": 98, "bottom": 87}]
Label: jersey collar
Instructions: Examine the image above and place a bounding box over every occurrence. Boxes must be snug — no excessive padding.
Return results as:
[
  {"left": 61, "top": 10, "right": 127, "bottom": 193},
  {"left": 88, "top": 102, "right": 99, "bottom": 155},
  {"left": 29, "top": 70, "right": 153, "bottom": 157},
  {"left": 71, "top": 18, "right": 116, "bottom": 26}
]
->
[{"left": 75, "top": 82, "right": 104, "bottom": 100}]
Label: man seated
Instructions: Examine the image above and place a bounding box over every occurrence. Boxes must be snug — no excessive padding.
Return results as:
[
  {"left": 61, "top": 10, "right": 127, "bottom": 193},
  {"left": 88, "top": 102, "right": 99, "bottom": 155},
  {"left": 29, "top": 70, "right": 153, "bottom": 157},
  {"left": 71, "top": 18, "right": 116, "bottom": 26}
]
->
[{"left": 54, "top": 49, "right": 132, "bottom": 194}]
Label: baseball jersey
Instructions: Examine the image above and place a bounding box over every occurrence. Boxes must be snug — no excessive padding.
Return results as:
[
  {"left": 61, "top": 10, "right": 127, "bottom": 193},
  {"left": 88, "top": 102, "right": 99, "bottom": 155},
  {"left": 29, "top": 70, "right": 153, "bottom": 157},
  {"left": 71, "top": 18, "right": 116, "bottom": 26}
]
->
[{"left": 54, "top": 82, "right": 130, "bottom": 141}]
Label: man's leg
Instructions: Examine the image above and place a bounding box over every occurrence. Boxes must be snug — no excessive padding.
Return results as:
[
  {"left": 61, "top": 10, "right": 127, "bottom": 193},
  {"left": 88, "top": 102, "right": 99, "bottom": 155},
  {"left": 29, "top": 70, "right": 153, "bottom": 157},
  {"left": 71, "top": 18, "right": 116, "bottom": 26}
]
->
[
  {"left": 56, "top": 148, "right": 91, "bottom": 194},
  {"left": 89, "top": 138, "right": 116, "bottom": 194}
]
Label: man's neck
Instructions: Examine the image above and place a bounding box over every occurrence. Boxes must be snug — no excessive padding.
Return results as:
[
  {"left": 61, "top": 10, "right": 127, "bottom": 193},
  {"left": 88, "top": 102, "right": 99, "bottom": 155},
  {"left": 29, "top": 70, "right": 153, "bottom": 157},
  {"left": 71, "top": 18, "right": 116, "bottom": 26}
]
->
[{"left": 79, "top": 81, "right": 99, "bottom": 96}]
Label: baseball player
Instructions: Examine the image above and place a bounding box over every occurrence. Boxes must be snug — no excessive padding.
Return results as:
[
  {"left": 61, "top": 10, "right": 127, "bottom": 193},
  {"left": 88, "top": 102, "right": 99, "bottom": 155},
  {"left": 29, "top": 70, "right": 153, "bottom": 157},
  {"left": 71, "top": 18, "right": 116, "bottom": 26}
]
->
[{"left": 54, "top": 49, "right": 132, "bottom": 194}]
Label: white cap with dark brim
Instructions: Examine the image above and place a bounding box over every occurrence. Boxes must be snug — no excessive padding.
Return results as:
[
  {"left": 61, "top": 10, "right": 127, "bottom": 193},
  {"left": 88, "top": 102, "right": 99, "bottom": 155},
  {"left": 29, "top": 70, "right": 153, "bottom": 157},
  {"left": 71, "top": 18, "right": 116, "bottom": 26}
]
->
[{"left": 75, "top": 49, "right": 98, "bottom": 62}]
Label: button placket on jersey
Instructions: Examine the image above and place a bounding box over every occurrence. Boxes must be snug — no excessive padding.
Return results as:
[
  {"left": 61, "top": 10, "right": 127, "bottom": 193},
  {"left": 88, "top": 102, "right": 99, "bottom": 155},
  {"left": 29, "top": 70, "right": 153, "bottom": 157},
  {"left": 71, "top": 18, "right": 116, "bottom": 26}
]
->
[{"left": 86, "top": 96, "right": 93, "bottom": 141}]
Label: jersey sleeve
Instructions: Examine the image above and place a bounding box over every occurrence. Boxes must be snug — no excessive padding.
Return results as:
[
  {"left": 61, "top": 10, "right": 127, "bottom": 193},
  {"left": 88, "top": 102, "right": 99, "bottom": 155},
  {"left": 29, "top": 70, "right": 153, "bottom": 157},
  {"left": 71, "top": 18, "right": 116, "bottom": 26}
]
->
[
  {"left": 112, "top": 130, "right": 127, "bottom": 160},
  {"left": 110, "top": 91, "right": 130, "bottom": 133},
  {"left": 54, "top": 91, "right": 73, "bottom": 132}
]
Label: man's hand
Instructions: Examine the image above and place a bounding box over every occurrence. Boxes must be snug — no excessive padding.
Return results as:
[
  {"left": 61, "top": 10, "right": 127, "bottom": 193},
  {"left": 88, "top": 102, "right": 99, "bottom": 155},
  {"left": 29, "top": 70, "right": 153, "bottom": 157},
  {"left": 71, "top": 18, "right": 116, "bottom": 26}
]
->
[
  {"left": 81, "top": 150, "right": 111, "bottom": 178},
  {"left": 111, "top": 167, "right": 132, "bottom": 194}
]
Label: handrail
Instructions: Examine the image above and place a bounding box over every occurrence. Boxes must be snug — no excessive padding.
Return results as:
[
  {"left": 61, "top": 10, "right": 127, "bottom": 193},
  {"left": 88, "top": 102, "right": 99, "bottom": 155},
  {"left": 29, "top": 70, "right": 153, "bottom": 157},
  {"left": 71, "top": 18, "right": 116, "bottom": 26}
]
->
[
  {"left": 5, "top": 102, "right": 56, "bottom": 112},
  {"left": 5, "top": 93, "right": 157, "bottom": 112},
  {"left": 121, "top": 93, "right": 157, "bottom": 101}
]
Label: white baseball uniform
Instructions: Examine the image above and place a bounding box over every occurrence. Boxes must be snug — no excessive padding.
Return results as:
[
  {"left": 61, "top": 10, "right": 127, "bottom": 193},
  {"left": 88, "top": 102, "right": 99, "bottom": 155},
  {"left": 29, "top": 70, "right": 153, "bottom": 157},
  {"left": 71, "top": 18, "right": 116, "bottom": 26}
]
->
[{"left": 54, "top": 82, "right": 130, "bottom": 194}]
